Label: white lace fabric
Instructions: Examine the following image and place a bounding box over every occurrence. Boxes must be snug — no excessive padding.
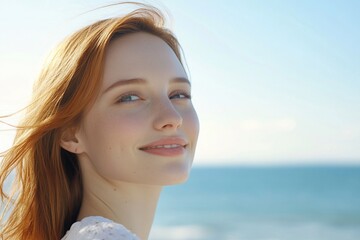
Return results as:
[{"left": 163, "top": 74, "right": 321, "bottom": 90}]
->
[{"left": 61, "top": 216, "right": 140, "bottom": 240}]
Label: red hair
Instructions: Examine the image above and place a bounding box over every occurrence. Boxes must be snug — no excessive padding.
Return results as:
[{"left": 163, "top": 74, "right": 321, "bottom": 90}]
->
[{"left": 0, "top": 3, "right": 184, "bottom": 239}]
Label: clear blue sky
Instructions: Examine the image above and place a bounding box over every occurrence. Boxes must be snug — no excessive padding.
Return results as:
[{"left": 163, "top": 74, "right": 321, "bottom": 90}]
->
[{"left": 1, "top": 0, "right": 359, "bottom": 165}]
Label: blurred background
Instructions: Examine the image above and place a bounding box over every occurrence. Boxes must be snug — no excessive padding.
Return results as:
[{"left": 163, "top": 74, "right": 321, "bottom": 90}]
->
[{"left": 1, "top": 0, "right": 359, "bottom": 239}]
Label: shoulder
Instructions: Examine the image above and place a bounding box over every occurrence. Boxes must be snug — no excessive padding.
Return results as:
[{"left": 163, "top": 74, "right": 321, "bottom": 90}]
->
[{"left": 61, "top": 216, "right": 140, "bottom": 240}]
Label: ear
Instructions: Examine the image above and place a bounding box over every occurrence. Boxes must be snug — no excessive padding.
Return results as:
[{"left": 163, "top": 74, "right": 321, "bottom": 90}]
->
[{"left": 60, "top": 126, "right": 84, "bottom": 154}]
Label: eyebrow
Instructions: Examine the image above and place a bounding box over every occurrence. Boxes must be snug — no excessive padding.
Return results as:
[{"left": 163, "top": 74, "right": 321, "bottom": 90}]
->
[{"left": 103, "top": 77, "right": 191, "bottom": 94}]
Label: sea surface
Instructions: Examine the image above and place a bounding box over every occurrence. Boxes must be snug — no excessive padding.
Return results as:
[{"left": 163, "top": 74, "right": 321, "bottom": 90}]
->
[{"left": 150, "top": 165, "right": 360, "bottom": 240}]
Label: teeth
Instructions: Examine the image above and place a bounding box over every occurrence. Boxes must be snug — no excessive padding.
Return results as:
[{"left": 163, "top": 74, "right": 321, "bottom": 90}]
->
[
  {"left": 163, "top": 144, "right": 180, "bottom": 148},
  {"left": 144, "top": 144, "right": 182, "bottom": 149}
]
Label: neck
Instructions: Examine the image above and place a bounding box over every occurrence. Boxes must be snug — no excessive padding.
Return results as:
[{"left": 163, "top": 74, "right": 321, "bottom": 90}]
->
[{"left": 78, "top": 179, "right": 162, "bottom": 240}]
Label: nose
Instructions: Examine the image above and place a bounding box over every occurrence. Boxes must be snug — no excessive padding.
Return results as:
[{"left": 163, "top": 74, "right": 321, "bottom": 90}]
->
[{"left": 153, "top": 100, "right": 183, "bottom": 131}]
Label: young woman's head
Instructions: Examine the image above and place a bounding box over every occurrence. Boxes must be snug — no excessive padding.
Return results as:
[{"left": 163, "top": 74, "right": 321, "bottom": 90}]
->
[{"left": 0, "top": 3, "right": 199, "bottom": 239}]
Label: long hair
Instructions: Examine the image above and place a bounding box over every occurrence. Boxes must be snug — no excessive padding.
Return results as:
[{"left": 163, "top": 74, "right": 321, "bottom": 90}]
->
[{"left": 0, "top": 3, "right": 184, "bottom": 239}]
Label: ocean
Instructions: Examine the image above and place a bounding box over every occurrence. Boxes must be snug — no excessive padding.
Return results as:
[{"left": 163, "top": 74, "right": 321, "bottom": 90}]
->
[
  {"left": 150, "top": 165, "right": 360, "bottom": 240},
  {"left": 1, "top": 165, "right": 359, "bottom": 239}
]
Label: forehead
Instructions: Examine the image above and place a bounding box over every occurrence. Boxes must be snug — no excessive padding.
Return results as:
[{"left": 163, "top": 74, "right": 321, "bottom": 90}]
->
[{"left": 102, "top": 32, "right": 187, "bottom": 89}]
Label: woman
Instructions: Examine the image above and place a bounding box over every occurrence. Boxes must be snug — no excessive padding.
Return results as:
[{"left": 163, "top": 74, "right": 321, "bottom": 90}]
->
[{"left": 0, "top": 3, "right": 199, "bottom": 239}]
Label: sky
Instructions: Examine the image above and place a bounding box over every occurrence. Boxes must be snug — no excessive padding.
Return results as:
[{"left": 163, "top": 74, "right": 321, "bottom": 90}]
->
[{"left": 0, "top": 0, "right": 359, "bottom": 165}]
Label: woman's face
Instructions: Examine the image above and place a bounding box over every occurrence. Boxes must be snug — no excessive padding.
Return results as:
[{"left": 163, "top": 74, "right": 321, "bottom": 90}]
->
[{"left": 76, "top": 32, "right": 199, "bottom": 185}]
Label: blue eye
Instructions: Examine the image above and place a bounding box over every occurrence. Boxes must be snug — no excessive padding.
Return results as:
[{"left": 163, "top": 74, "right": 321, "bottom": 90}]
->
[
  {"left": 118, "top": 94, "right": 140, "bottom": 103},
  {"left": 170, "top": 92, "right": 191, "bottom": 100}
]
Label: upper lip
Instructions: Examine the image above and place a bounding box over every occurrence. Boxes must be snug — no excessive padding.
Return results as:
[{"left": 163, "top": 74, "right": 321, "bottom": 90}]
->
[{"left": 139, "top": 137, "right": 188, "bottom": 150}]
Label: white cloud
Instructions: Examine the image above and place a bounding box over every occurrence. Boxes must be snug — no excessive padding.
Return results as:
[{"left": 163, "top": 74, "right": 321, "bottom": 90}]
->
[
  {"left": 194, "top": 117, "right": 299, "bottom": 162},
  {"left": 194, "top": 115, "right": 360, "bottom": 165}
]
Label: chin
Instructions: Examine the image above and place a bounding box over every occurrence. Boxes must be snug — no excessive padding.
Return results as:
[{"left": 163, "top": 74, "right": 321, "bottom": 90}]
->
[{"left": 162, "top": 161, "right": 192, "bottom": 186}]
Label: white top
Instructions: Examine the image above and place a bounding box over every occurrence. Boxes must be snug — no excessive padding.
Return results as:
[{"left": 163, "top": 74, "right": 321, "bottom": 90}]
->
[{"left": 61, "top": 216, "right": 140, "bottom": 240}]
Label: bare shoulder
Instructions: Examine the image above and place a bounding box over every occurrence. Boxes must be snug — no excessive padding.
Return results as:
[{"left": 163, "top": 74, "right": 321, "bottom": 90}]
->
[{"left": 61, "top": 216, "right": 140, "bottom": 240}]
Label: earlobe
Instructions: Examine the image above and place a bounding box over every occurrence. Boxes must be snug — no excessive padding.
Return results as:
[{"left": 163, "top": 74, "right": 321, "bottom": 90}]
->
[{"left": 60, "top": 127, "right": 84, "bottom": 154}]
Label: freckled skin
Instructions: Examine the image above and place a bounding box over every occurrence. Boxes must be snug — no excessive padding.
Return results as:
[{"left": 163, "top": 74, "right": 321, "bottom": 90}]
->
[{"left": 76, "top": 32, "right": 200, "bottom": 186}]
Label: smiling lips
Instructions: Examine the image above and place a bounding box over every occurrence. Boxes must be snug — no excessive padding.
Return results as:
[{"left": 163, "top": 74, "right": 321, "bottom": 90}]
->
[{"left": 139, "top": 137, "right": 187, "bottom": 156}]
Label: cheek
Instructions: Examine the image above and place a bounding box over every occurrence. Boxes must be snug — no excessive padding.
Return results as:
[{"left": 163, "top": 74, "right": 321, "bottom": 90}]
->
[
  {"left": 183, "top": 107, "right": 200, "bottom": 140},
  {"left": 88, "top": 110, "right": 145, "bottom": 143},
  {"left": 108, "top": 110, "right": 148, "bottom": 140},
  {"left": 80, "top": 110, "right": 147, "bottom": 176}
]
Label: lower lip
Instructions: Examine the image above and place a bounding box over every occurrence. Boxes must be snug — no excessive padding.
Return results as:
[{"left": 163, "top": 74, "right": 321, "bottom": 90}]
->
[{"left": 140, "top": 146, "right": 186, "bottom": 156}]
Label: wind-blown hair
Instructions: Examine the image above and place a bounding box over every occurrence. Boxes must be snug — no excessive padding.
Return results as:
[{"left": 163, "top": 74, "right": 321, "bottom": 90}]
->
[{"left": 0, "top": 3, "right": 183, "bottom": 239}]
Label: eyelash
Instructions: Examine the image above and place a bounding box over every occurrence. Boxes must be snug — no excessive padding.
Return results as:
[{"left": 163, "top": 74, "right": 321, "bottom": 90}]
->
[
  {"left": 116, "top": 91, "right": 191, "bottom": 103},
  {"left": 117, "top": 93, "right": 141, "bottom": 103},
  {"left": 169, "top": 91, "right": 192, "bottom": 100}
]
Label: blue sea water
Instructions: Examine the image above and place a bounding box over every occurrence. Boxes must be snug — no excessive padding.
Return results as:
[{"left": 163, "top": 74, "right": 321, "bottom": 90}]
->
[{"left": 150, "top": 165, "right": 360, "bottom": 240}]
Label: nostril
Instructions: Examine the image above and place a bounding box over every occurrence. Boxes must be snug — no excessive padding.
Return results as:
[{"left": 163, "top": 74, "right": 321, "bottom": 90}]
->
[
  {"left": 155, "top": 118, "right": 182, "bottom": 131},
  {"left": 153, "top": 102, "right": 183, "bottom": 130},
  {"left": 162, "top": 121, "right": 181, "bottom": 129}
]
